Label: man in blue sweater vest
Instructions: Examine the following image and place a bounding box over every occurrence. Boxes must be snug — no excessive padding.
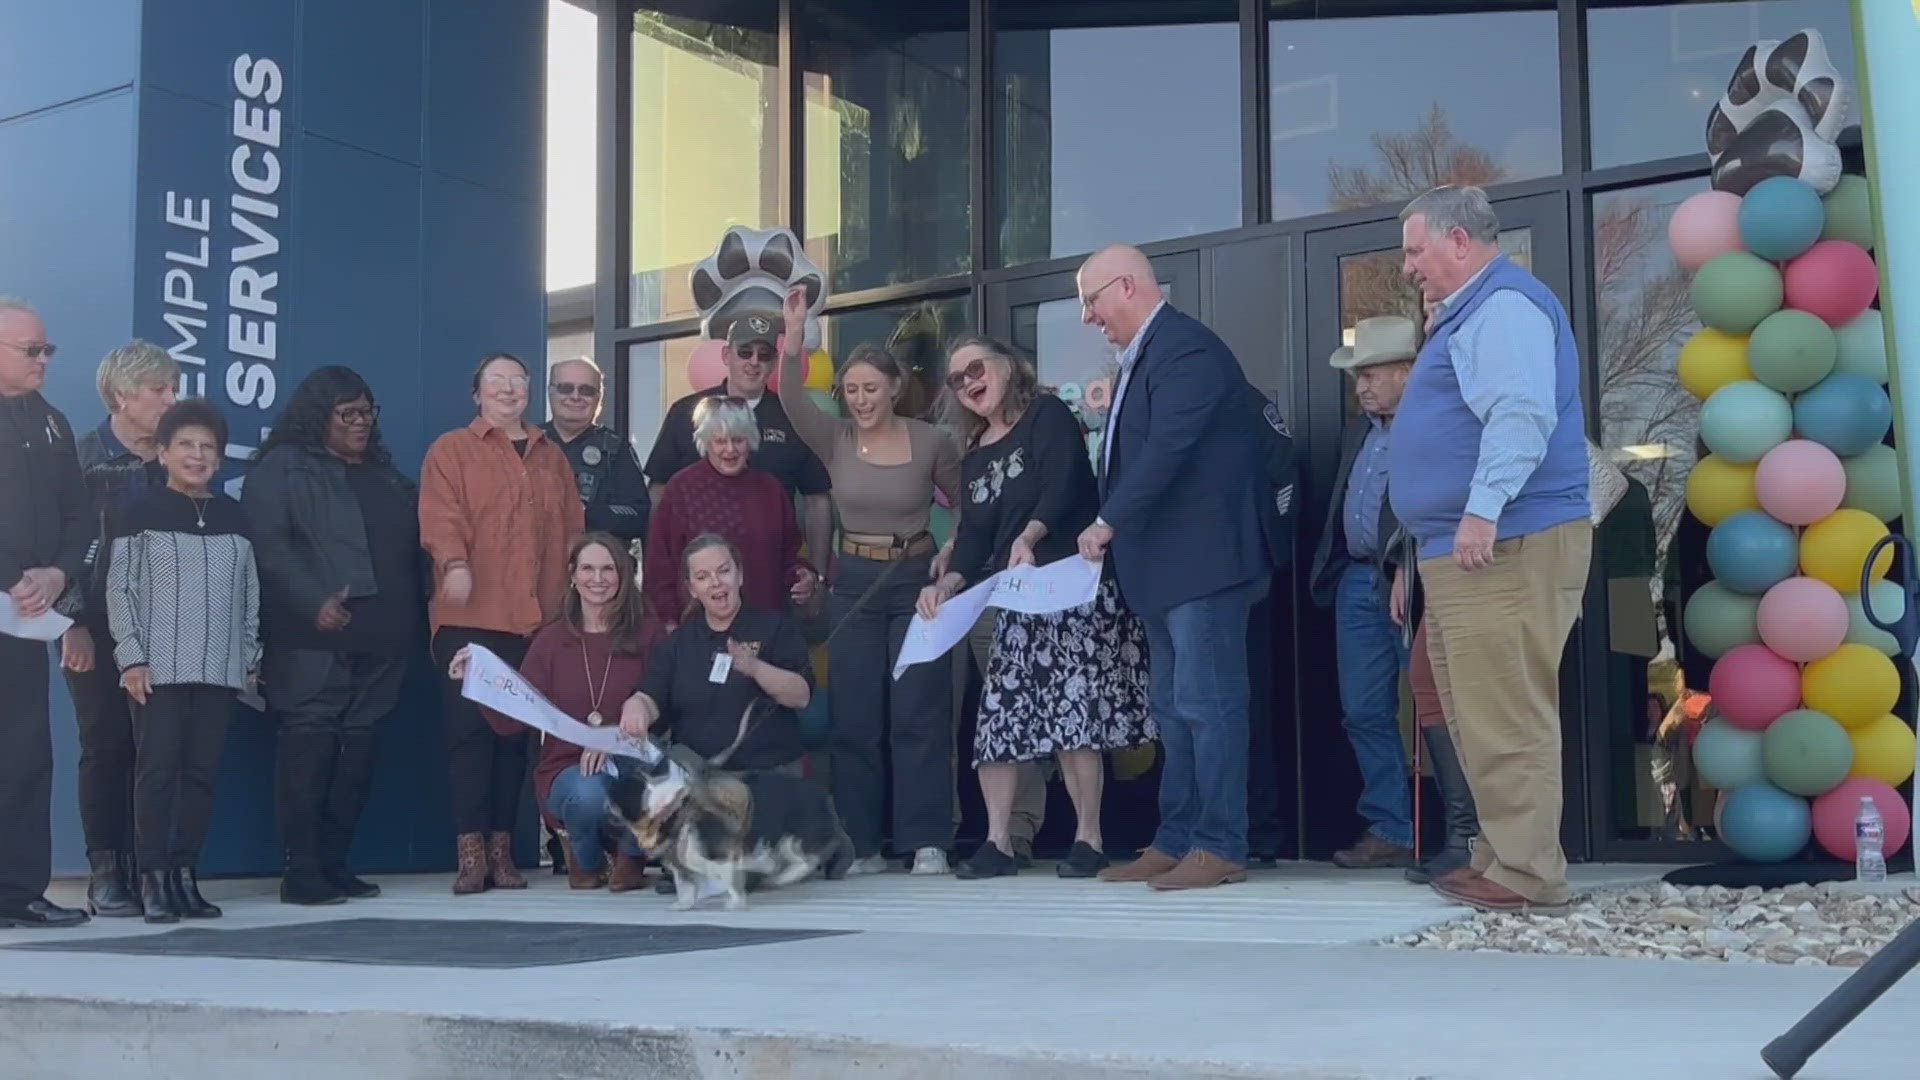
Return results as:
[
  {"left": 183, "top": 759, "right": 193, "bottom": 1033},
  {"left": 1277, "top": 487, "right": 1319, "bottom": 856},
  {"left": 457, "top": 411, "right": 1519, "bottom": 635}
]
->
[{"left": 1388, "top": 187, "right": 1591, "bottom": 914}]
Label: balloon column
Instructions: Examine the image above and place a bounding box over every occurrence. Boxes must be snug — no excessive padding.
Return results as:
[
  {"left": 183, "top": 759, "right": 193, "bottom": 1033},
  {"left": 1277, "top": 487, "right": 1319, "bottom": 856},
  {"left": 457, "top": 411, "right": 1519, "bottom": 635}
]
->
[{"left": 1673, "top": 28, "right": 1914, "bottom": 865}]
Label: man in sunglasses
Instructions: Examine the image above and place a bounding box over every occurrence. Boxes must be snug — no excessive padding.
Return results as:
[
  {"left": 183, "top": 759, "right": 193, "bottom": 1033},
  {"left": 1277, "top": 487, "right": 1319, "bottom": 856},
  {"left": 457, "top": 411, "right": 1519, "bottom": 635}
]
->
[
  {"left": 0, "top": 297, "right": 92, "bottom": 928},
  {"left": 644, "top": 314, "right": 832, "bottom": 567},
  {"left": 541, "top": 356, "right": 650, "bottom": 547}
]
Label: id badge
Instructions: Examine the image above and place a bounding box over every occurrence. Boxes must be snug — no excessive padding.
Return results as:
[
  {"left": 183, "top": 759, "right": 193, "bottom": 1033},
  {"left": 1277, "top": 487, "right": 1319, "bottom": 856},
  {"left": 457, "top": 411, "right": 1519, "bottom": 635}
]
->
[{"left": 708, "top": 652, "right": 733, "bottom": 684}]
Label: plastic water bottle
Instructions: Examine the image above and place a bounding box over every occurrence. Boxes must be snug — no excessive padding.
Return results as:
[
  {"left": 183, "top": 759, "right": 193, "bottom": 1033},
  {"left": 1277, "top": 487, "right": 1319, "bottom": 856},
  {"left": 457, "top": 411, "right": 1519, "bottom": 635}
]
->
[{"left": 1855, "top": 796, "right": 1886, "bottom": 884}]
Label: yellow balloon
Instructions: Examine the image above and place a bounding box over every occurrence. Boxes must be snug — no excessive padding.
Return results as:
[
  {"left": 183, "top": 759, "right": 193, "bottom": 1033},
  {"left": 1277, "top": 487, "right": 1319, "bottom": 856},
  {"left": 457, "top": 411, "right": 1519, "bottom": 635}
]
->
[
  {"left": 1802, "top": 644, "right": 1901, "bottom": 728},
  {"left": 804, "top": 349, "right": 834, "bottom": 392},
  {"left": 1685, "top": 454, "right": 1759, "bottom": 527},
  {"left": 1677, "top": 328, "right": 1753, "bottom": 400},
  {"left": 1848, "top": 713, "right": 1917, "bottom": 787},
  {"left": 1799, "top": 509, "right": 1893, "bottom": 594},
  {"left": 811, "top": 644, "right": 829, "bottom": 687},
  {"left": 1111, "top": 743, "right": 1157, "bottom": 782}
]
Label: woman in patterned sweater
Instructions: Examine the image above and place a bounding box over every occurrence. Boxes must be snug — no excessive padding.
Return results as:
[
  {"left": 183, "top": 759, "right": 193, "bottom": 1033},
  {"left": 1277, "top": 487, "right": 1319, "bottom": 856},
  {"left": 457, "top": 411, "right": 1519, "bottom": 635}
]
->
[{"left": 105, "top": 399, "right": 260, "bottom": 925}]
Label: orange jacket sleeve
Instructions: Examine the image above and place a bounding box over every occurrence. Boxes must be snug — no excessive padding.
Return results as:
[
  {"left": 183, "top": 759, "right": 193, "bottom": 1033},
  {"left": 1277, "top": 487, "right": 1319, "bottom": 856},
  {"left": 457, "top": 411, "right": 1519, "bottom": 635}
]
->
[{"left": 418, "top": 437, "right": 470, "bottom": 570}]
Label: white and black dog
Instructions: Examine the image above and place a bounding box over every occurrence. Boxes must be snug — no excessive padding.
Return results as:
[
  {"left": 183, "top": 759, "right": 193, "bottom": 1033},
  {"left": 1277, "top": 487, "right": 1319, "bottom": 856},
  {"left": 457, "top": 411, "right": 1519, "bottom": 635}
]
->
[{"left": 606, "top": 749, "right": 854, "bottom": 911}]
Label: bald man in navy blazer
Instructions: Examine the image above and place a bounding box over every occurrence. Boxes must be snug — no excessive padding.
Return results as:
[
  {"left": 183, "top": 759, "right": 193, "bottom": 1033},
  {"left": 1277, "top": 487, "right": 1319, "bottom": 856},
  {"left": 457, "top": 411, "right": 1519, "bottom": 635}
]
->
[{"left": 1075, "top": 245, "right": 1275, "bottom": 891}]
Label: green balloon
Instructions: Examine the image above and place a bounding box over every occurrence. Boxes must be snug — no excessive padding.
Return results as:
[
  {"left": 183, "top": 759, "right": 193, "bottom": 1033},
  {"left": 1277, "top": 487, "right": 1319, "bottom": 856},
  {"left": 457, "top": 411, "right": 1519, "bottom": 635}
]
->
[
  {"left": 1684, "top": 581, "right": 1761, "bottom": 658},
  {"left": 1691, "top": 252, "right": 1784, "bottom": 334},
  {"left": 1748, "top": 310, "right": 1838, "bottom": 393},
  {"left": 1762, "top": 709, "right": 1855, "bottom": 796},
  {"left": 1834, "top": 309, "right": 1889, "bottom": 384},
  {"left": 805, "top": 388, "right": 841, "bottom": 417},
  {"left": 1841, "top": 444, "right": 1904, "bottom": 522},
  {"left": 1821, "top": 175, "right": 1876, "bottom": 251},
  {"left": 1699, "top": 380, "right": 1793, "bottom": 464},
  {"left": 1844, "top": 579, "right": 1905, "bottom": 656}
]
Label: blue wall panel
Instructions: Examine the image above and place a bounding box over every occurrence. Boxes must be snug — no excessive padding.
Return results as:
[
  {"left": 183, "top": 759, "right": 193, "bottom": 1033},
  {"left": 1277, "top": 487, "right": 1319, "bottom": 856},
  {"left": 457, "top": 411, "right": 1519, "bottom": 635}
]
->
[
  {"left": 421, "top": 175, "right": 546, "bottom": 439},
  {"left": 425, "top": 0, "right": 545, "bottom": 199},
  {"left": 138, "top": 0, "right": 298, "bottom": 119},
  {"left": 301, "top": 0, "right": 426, "bottom": 166},
  {"left": 0, "top": 0, "right": 140, "bottom": 121}
]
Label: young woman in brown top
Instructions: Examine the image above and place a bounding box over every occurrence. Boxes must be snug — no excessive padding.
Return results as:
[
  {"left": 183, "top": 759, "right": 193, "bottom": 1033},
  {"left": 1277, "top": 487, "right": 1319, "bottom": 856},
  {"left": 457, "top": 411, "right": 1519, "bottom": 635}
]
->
[
  {"left": 776, "top": 288, "right": 964, "bottom": 876},
  {"left": 419, "top": 351, "right": 584, "bottom": 895}
]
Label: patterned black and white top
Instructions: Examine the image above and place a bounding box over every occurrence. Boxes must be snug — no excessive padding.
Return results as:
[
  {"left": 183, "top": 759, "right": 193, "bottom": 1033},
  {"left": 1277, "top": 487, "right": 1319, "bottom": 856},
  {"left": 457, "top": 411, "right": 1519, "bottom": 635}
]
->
[{"left": 106, "top": 488, "right": 261, "bottom": 690}]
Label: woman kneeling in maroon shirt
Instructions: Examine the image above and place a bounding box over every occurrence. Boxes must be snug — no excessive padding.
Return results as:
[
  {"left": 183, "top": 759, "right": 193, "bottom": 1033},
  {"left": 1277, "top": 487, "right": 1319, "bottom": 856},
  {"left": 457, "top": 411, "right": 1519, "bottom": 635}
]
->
[{"left": 449, "top": 532, "right": 657, "bottom": 891}]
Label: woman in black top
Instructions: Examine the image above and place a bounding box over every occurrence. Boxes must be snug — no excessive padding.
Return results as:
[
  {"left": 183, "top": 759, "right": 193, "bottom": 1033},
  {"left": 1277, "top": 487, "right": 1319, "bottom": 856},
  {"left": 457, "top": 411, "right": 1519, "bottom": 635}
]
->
[
  {"left": 242, "top": 367, "right": 426, "bottom": 907},
  {"left": 921, "top": 335, "right": 1152, "bottom": 880},
  {"left": 619, "top": 533, "right": 812, "bottom": 775}
]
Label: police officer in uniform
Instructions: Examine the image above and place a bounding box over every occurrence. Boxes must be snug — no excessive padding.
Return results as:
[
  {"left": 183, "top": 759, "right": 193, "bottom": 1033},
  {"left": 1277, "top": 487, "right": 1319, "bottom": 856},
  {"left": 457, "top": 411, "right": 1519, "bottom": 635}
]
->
[
  {"left": 541, "top": 356, "right": 650, "bottom": 549},
  {"left": 644, "top": 314, "right": 832, "bottom": 565}
]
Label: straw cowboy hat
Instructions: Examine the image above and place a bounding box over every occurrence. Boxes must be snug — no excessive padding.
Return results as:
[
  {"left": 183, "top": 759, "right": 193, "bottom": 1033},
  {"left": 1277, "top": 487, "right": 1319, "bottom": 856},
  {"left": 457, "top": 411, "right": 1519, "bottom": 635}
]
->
[{"left": 1329, "top": 315, "right": 1418, "bottom": 371}]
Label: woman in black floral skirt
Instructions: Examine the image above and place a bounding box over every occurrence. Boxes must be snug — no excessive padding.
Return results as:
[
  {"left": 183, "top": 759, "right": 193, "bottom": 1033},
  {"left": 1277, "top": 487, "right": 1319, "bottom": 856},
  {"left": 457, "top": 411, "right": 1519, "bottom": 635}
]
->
[{"left": 920, "top": 334, "right": 1153, "bottom": 880}]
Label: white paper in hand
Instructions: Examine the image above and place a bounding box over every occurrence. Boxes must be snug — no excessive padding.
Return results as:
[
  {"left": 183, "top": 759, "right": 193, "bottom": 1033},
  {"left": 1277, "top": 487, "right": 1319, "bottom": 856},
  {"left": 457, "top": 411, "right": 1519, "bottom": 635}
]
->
[
  {"left": 459, "top": 643, "right": 663, "bottom": 763},
  {"left": 892, "top": 556, "right": 1101, "bottom": 679},
  {"left": 0, "top": 598, "right": 72, "bottom": 643}
]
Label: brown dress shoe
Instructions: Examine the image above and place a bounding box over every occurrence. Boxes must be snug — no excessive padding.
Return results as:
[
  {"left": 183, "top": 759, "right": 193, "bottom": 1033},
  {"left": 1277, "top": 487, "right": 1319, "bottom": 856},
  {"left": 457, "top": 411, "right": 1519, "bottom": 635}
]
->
[
  {"left": 562, "top": 839, "right": 607, "bottom": 890},
  {"left": 1096, "top": 848, "right": 1181, "bottom": 883},
  {"left": 1430, "top": 870, "right": 1569, "bottom": 915},
  {"left": 487, "top": 832, "right": 528, "bottom": 889},
  {"left": 1149, "top": 851, "right": 1248, "bottom": 891},
  {"left": 452, "top": 833, "right": 490, "bottom": 895},
  {"left": 607, "top": 853, "right": 649, "bottom": 893},
  {"left": 1331, "top": 833, "right": 1415, "bottom": 869}
]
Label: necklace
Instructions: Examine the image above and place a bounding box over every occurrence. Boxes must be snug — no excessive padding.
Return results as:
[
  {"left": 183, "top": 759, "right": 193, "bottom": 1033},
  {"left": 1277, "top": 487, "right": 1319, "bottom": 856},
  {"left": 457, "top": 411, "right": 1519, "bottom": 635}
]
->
[
  {"left": 581, "top": 630, "right": 615, "bottom": 726},
  {"left": 183, "top": 492, "right": 210, "bottom": 529}
]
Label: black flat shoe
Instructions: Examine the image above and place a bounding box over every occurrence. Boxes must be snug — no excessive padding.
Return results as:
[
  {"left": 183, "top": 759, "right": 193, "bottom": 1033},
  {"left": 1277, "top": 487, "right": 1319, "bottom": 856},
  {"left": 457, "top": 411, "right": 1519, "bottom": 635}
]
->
[
  {"left": 0, "top": 897, "right": 90, "bottom": 929},
  {"left": 324, "top": 867, "right": 381, "bottom": 899},
  {"left": 1055, "top": 841, "right": 1110, "bottom": 879},
  {"left": 955, "top": 842, "right": 1019, "bottom": 880}
]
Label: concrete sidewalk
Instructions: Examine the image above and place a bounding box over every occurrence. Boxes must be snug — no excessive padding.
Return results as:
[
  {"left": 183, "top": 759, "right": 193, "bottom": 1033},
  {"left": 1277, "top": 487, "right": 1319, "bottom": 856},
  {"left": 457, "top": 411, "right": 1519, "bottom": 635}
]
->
[{"left": 1, "top": 865, "right": 1912, "bottom": 1079}]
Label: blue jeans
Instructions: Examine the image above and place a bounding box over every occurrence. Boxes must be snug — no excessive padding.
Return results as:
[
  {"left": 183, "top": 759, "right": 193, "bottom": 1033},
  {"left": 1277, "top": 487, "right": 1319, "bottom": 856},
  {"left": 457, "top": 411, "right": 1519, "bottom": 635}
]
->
[
  {"left": 1142, "top": 575, "right": 1268, "bottom": 865},
  {"left": 1333, "top": 563, "right": 1413, "bottom": 848},
  {"left": 546, "top": 765, "right": 641, "bottom": 872}
]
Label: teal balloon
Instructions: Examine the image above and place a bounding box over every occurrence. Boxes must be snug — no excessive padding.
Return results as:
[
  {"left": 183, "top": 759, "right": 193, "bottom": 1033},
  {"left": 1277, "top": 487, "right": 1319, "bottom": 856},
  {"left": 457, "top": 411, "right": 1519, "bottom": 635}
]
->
[
  {"left": 798, "top": 689, "right": 831, "bottom": 749},
  {"left": 1840, "top": 444, "right": 1904, "bottom": 522},
  {"left": 1747, "top": 310, "right": 1838, "bottom": 393},
  {"left": 1707, "top": 512, "right": 1799, "bottom": 595},
  {"left": 1684, "top": 581, "right": 1762, "bottom": 658},
  {"left": 1762, "top": 709, "right": 1855, "bottom": 795},
  {"left": 1699, "top": 380, "right": 1793, "bottom": 463},
  {"left": 1720, "top": 783, "right": 1813, "bottom": 863},
  {"left": 1693, "top": 717, "right": 1766, "bottom": 789},
  {"left": 1739, "top": 177, "right": 1826, "bottom": 261},
  {"left": 1844, "top": 579, "right": 1905, "bottom": 655},
  {"left": 1792, "top": 373, "right": 1894, "bottom": 457},
  {"left": 1691, "top": 252, "right": 1784, "bottom": 334},
  {"left": 1833, "top": 309, "right": 1889, "bottom": 384},
  {"left": 1821, "top": 175, "right": 1876, "bottom": 251},
  {"left": 805, "top": 388, "right": 841, "bottom": 417},
  {"left": 927, "top": 502, "right": 953, "bottom": 548}
]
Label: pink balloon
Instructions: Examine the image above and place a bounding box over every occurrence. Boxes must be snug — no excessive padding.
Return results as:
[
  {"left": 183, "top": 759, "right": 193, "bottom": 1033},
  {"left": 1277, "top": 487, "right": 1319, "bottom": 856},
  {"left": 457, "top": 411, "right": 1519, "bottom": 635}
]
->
[
  {"left": 1708, "top": 644, "right": 1802, "bottom": 731},
  {"left": 1754, "top": 439, "right": 1847, "bottom": 525},
  {"left": 1784, "top": 241, "right": 1880, "bottom": 326},
  {"left": 687, "top": 339, "right": 728, "bottom": 391},
  {"left": 1668, "top": 190, "right": 1746, "bottom": 271},
  {"left": 1811, "top": 777, "right": 1911, "bottom": 860},
  {"left": 1756, "top": 577, "right": 1850, "bottom": 662}
]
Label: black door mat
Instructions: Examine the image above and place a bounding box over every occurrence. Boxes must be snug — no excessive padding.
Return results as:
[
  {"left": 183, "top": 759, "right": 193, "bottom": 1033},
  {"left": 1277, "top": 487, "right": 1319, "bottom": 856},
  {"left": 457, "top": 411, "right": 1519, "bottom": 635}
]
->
[{"left": 5, "top": 917, "right": 853, "bottom": 969}]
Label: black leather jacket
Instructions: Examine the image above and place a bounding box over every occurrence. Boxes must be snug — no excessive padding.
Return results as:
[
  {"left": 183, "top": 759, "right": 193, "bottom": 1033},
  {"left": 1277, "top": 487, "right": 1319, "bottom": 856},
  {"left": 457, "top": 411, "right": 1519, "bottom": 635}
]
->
[{"left": 0, "top": 391, "right": 89, "bottom": 612}]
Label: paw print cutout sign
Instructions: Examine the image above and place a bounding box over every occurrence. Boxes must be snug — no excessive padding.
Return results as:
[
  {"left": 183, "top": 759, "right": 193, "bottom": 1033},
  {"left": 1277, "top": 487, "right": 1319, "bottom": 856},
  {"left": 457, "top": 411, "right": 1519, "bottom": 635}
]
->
[{"left": 689, "top": 226, "right": 828, "bottom": 351}]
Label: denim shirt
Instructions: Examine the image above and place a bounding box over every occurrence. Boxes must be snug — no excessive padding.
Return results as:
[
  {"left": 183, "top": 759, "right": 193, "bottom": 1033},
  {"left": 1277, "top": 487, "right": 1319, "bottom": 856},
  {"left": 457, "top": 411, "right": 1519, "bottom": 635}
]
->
[{"left": 1341, "top": 415, "right": 1391, "bottom": 561}]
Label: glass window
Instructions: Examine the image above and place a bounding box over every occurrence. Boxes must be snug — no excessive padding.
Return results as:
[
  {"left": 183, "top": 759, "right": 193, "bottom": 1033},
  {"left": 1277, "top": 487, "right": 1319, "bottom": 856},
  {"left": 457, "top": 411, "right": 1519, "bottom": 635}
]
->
[
  {"left": 1591, "top": 178, "right": 1713, "bottom": 845},
  {"left": 1268, "top": 3, "right": 1560, "bottom": 220},
  {"left": 1007, "top": 269, "right": 1193, "bottom": 438},
  {"left": 629, "top": 4, "right": 780, "bottom": 325},
  {"left": 1587, "top": 1, "right": 1859, "bottom": 169},
  {"left": 626, "top": 335, "right": 703, "bottom": 454},
  {"left": 994, "top": 1, "right": 1241, "bottom": 266},
  {"left": 803, "top": 1, "right": 971, "bottom": 294},
  {"left": 547, "top": 0, "right": 598, "bottom": 292},
  {"left": 818, "top": 294, "right": 974, "bottom": 419}
]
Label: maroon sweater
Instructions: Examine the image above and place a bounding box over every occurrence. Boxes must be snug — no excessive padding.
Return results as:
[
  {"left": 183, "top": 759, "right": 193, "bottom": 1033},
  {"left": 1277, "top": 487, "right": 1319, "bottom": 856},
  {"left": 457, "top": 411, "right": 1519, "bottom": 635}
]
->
[
  {"left": 644, "top": 460, "right": 812, "bottom": 625},
  {"left": 508, "top": 623, "right": 655, "bottom": 820}
]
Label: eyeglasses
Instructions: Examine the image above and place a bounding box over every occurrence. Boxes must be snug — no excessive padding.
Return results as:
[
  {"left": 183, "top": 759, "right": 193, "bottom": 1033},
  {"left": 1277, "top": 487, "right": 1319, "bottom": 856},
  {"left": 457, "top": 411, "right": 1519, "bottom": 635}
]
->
[
  {"left": 1078, "top": 274, "right": 1129, "bottom": 310},
  {"left": 4, "top": 341, "right": 56, "bottom": 360},
  {"left": 484, "top": 374, "right": 531, "bottom": 390},
  {"left": 944, "top": 359, "right": 988, "bottom": 391},
  {"left": 733, "top": 345, "right": 776, "bottom": 363},
  {"left": 334, "top": 404, "right": 380, "bottom": 425},
  {"left": 550, "top": 381, "right": 601, "bottom": 399}
]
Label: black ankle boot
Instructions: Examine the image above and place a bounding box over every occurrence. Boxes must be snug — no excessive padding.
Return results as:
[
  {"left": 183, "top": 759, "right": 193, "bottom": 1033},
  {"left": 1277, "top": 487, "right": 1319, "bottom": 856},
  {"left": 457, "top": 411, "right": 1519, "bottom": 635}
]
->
[
  {"left": 1407, "top": 726, "right": 1481, "bottom": 885},
  {"left": 169, "top": 866, "right": 222, "bottom": 918},
  {"left": 281, "top": 864, "right": 347, "bottom": 905},
  {"left": 140, "top": 870, "right": 179, "bottom": 924},
  {"left": 86, "top": 850, "right": 142, "bottom": 917}
]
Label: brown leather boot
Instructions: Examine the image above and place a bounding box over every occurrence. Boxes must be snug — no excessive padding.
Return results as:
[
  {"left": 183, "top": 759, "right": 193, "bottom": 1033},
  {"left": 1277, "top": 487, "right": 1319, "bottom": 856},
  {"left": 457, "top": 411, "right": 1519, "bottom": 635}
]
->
[
  {"left": 607, "top": 853, "right": 649, "bottom": 893},
  {"left": 1149, "top": 851, "right": 1248, "bottom": 891},
  {"left": 1096, "top": 847, "right": 1181, "bottom": 883},
  {"left": 452, "top": 833, "right": 490, "bottom": 895},
  {"left": 487, "top": 832, "right": 528, "bottom": 889},
  {"left": 562, "top": 838, "right": 606, "bottom": 890}
]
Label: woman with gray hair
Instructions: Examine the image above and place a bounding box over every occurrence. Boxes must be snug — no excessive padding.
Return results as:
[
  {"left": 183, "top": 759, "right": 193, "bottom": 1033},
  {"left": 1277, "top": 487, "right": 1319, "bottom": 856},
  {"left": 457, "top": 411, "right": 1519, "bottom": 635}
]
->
[
  {"left": 642, "top": 396, "right": 817, "bottom": 629},
  {"left": 64, "top": 339, "right": 180, "bottom": 918}
]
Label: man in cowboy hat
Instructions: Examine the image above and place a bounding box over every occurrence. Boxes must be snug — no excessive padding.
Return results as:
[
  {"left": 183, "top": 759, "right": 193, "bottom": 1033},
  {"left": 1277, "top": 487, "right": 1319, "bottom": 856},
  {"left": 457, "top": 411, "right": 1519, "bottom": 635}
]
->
[{"left": 1309, "top": 314, "right": 1420, "bottom": 870}]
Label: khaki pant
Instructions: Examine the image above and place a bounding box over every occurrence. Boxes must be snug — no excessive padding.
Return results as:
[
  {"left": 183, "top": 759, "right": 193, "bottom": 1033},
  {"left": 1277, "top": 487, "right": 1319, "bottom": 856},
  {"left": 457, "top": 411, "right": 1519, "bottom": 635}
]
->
[
  {"left": 953, "top": 609, "right": 1050, "bottom": 856},
  {"left": 1419, "top": 520, "right": 1591, "bottom": 904}
]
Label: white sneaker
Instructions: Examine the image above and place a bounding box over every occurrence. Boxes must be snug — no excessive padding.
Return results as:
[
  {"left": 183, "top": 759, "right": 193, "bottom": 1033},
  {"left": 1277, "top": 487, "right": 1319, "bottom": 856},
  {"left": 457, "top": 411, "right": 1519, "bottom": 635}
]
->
[
  {"left": 846, "top": 855, "right": 890, "bottom": 876},
  {"left": 910, "top": 847, "right": 951, "bottom": 876}
]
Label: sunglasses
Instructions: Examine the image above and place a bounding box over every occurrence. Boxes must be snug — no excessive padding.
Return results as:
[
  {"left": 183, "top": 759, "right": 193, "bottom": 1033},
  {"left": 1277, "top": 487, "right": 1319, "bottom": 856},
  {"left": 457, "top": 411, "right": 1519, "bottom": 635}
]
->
[
  {"left": 551, "top": 380, "right": 601, "bottom": 399},
  {"left": 334, "top": 404, "right": 380, "bottom": 425},
  {"left": 5, "top": 341, "right": 56, "bottom": 360},
  {"left": 944, "top": 358, "right": 988, "bottom": 391},
  {"left": 734, "top": 345, "right": 776, "bottom": 363}
]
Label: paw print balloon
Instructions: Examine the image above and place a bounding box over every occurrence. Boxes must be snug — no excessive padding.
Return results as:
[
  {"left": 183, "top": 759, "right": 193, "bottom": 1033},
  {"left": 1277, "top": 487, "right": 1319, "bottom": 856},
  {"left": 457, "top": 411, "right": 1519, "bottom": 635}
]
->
[
  {"left": 1704, "top": 29, "right": 1853, "bottom": 195},
  {"left": 689, "top": 226, "right": 828, "bottom": 351}
]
